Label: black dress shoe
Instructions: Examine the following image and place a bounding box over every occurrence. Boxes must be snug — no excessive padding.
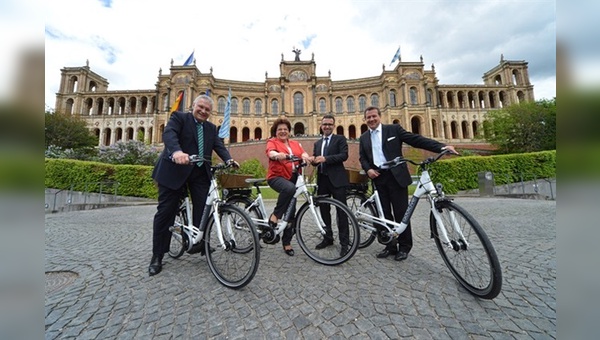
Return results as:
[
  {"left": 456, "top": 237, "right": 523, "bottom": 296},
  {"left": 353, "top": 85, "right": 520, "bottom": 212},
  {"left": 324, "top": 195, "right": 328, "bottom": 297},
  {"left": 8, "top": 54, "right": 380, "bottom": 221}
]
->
[
  {"left": 283, "top": 245, "right": 295, "bottom": 256},
  {"left": 315, "top": 239, "right": 334, "bottom": 249},
  {"left": 148, "top": 254, "right": 163, "bottom": 276},
  {"left": 376, "top": 249, "right": 397, "bottom": 258},
  {"left": 394, "top": 251, "right": 408, "bottom": 261}
]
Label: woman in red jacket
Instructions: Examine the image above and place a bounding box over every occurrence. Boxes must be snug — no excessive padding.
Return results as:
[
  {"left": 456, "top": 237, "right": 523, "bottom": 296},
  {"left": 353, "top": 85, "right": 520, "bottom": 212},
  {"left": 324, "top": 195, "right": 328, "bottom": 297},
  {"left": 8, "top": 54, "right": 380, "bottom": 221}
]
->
[{"left": 265, "top": 118, "right": 312, "bottom": 256}]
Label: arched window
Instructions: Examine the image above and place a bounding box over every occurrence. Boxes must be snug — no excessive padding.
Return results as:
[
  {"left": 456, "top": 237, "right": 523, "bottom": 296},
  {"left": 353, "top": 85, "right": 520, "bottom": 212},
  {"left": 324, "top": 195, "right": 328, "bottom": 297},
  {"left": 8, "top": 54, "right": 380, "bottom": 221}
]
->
[
  {"left": 231, "top": 98, "right": 238, "bottom": 113},
  {"left": 389, "top": 91, "right": 397, "bottom": 107},
  {"left": 358, "top": 95, "right": 367, "bottom": 112},
  {"left": 410, "top": 87, "right": 418, "bottom": 105},
  {"left": 254, "top": 99, "right": 262, "bottom": 115},
  {"left": 217, "top": 97, "right": 225, "bottom": 113},
  {"left": 271, "top": 99, "right": 279, "bottom": 115},
  {"left": 346, "top": 97, "right": 355, "bottom": 112},
  {"left": 319, "top": 98, "right": 326, "bottom": 113},
  {"left": 293, "top": 92, "right": 304, "bottom": 114},
  {"left": 370, "top": 94, "right": 379, "bottom": 107},
  {"left": 242, "top": 98, "right": 250, "bottom": 114},
  {"left": 335, "top": 97, "right": 343, "bottom": 113}
]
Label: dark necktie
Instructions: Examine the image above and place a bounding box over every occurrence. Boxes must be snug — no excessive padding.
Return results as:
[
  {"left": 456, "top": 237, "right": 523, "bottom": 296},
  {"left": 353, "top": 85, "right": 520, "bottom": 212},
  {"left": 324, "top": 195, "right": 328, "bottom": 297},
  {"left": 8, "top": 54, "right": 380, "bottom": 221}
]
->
[
  {"left": 196, "top": 122, "right": 204, "bottom": 167},
  {"left": 321, "top": 137, "right": 329, "bottom": 173}
]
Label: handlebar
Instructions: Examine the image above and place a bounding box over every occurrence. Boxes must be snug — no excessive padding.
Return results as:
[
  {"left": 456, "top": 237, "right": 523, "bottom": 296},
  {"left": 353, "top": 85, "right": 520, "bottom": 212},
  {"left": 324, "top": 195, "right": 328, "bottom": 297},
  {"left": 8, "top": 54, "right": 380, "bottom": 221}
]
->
[
  {"left": 380, "top": 149, "right": 457, "bottom": 169},
  {"left": 173, "top": 155, "right": 238, "bottom": 171}
]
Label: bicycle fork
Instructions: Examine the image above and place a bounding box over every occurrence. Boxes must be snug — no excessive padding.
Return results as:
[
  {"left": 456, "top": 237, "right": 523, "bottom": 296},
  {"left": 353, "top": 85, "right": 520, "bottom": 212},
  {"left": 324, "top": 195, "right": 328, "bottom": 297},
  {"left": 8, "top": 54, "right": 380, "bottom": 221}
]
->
[{"left": 430, "top": 200, "right": 470, "bottom": 250}]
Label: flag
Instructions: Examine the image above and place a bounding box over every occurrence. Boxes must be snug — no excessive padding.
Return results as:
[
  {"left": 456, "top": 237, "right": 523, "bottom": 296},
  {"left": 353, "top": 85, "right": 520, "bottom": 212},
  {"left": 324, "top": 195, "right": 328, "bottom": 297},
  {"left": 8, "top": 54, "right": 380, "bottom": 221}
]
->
[
  {"left": 183, "top": 51, "right": 194, "bottom": 66},
  {"left": 170, "top": 92, "right": 183, "bottom": 113},
  {"left": 218, "top": 88, "right": 231, "bottom": 139},
  {"left": 205, "top": 88, "right": 211, "bottom": 97},
  {"left": 389, "top": 46, "right": 401, "bottom": 66}
]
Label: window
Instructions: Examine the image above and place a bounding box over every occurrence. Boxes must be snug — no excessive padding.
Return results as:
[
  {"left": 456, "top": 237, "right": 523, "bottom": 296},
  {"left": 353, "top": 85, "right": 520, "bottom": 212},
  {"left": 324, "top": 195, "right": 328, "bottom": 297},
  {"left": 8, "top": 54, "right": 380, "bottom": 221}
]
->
[
  {"left": 271, "top": 99, "right": 278, "bottom": 115},
  {"left": 346, "top": 97, "right": 355, "bottom": 112},
  {"left": 410, "top": 87, "right": 418, "bottom": 105},
  {"left": 254, "top": 99, "right": 262, "bottom": 115},
  {"left": 319, "top": 98, "right": 326, "bottom": 113},
  {"left": 370, "top": 94, "right": 379, "bottom": 107},
  {"left": 231, "top": 98, "right": 238, "bottom": 113},
  {"left": 358, "top": 95, "right": 367, "bottom": 112},
  {"left": 243, "top": 98, "right": 250, "bottom": 114},
  {"left": 218, "top": 97, "right": 225, "bottom": 112},
  {"left": 293, "top": 92, "right": 304, "bottom": 114},
  {"left": 335, "top": 97, "right": 343, "bottom": 113},
  {"left": 389, "top": 91, "right": 396, "bottom": 107}
]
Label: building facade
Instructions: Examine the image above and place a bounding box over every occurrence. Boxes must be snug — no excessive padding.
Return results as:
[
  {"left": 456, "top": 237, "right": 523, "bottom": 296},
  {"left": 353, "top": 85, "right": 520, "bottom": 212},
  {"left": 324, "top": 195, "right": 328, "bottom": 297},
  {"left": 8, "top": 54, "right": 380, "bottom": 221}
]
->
[{"left": 54, "top": 53, "right": 534, "bottom": 147}]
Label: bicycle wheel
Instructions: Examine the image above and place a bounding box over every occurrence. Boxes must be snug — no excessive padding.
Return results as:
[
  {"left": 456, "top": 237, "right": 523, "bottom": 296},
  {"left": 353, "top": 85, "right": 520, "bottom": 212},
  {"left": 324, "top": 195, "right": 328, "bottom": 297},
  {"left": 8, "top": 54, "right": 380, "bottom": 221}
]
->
[
  {"left": 346, "top": 193, "right": 377, "bottom": 249},
  {"left": 430, "top": 200, "right": 502, "bottom": 299},
  {"left": 205, "top": 204, "right": 260, "bottom": 289},
  {"left": 295, "top": 197, "right": 360, "bottom": 266},
  {"left": 168, "top": 208, "right": 187, "bottom": 259}
]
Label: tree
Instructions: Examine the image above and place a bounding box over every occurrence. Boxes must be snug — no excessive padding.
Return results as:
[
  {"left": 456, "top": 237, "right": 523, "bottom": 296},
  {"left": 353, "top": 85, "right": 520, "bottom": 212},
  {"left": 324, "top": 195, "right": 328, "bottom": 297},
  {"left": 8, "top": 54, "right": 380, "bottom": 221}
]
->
[
  {"left": 484, "top": 99, "right": 556, "bottom": 154},
  {"left": 45, "top": 111, "right": 97, "bottom": 150}
]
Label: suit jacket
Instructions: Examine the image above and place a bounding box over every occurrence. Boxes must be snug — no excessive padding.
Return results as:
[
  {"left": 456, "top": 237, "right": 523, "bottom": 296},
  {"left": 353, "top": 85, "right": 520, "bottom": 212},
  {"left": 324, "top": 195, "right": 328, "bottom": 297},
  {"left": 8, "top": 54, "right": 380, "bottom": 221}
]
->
[
  {"left": 359, "top": 124, "right": 445, "bottom": 187},
  {"left": 152, "top": 111, "right": 231, "bottom": 190},
  {"left": 313, "top": 134, "right": 349, "bottom": 188}
]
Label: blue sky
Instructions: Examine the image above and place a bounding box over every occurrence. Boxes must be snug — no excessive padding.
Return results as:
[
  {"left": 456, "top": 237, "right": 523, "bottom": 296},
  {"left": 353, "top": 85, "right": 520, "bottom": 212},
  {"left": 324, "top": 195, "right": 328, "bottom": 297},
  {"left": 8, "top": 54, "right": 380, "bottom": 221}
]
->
[{"left": 39, "top": 0, "right": 561, "bottom": 110}]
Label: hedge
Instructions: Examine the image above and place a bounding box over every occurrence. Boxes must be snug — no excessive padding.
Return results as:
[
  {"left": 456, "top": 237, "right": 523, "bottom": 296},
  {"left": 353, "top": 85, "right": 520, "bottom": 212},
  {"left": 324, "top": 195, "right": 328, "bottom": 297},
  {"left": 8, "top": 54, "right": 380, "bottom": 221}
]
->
[{"left": 45, "top": 150, "right": 555, "bottom": 198}]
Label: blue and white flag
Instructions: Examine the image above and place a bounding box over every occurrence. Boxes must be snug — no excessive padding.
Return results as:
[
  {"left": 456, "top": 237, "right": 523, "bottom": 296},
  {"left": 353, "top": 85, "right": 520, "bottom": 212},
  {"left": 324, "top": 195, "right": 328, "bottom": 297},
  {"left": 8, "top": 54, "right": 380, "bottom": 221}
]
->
[
  {"left": 183, "top": 51, "right": 194, "bottom": 66},
  {"left": 218, "top": 87, "right": 231, "bottom": 139},
  {"left": 389, "top": 46, "right": 401, "bottom": 66}
]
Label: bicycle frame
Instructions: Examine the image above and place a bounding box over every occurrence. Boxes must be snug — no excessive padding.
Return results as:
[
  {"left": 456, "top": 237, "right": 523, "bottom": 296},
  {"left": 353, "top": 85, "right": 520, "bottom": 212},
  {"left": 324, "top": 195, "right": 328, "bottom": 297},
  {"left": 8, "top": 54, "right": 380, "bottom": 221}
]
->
[
  {"left": 244, "top": 161, "right": 327, "bottom": 237},
  {"left": 172, "top": 161, "right": 243, "bottom": 252},
  {"left": 354, "top": 156, "right": 468, "bottom": 248}
]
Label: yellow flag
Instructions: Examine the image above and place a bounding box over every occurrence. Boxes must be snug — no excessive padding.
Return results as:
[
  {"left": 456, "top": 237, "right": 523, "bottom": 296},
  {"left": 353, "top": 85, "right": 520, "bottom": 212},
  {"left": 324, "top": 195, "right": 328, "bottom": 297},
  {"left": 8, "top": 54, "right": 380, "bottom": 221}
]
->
[{"left": 170, "top": 92, "right": 183, "bottom": 113}]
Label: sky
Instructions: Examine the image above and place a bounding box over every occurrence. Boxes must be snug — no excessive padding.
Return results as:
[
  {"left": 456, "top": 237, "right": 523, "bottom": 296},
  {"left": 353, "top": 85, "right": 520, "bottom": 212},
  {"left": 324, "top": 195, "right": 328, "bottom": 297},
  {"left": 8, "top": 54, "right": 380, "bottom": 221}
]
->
[{"left": 33, "top": 0, "right": 562, "bottom": 109}]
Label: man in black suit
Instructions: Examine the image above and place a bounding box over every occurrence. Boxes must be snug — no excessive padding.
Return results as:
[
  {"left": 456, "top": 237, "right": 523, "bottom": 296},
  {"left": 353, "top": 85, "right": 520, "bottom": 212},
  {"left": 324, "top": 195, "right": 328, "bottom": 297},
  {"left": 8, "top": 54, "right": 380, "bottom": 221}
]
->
[
  {"left": 359, "top": 106, "right": 456, "bottom": 262},
  {"left": 149, "top": 94, "right": 237, "bottom": 276},
  {"left": 312, "top": 114, "right": 350, "bottom": 256}
]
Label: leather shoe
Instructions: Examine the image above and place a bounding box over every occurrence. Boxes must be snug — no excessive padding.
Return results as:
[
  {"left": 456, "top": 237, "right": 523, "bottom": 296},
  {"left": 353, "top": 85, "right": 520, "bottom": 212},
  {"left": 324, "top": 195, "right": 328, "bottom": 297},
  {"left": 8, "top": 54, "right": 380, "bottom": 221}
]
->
[
  {"left": 340, "top": 245, "right": 349, "bottom": 257},
  {"left": 376, "top": 249, "right": 397, "bottom": 258},
  {"left": 283, "top": 245, "right": 295, "bottom": 256},
  {"left": 394, "top": 251, "right": 408, "bottom": 261},
  {"left": 315, "top": 239, "right": 334, "bottom": 249},
  {"left": 148, "top": 254, "right": 163, "bottom": 276}
]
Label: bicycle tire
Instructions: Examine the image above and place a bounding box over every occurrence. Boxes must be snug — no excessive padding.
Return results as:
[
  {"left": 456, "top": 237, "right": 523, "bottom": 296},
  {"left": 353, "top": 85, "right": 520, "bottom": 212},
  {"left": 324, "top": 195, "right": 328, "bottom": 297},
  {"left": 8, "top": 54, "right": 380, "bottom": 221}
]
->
[
  {"left": 226, "top": 196, "right": 264, "bottom": 225},
  {"left": 205, "top": 204, "right": 260, "bottom": 289},
  {"left": 346, "top": 193, "right": 377, "bottom": 249},
  {"left": 295, "top": 197, "right": 360, "bottom": 266},
  {"left": 430, "top": 200, "right": 502, "bottom": 299},
  {"left": 168, "top": 207, "right": 187, "bottom": 259}
]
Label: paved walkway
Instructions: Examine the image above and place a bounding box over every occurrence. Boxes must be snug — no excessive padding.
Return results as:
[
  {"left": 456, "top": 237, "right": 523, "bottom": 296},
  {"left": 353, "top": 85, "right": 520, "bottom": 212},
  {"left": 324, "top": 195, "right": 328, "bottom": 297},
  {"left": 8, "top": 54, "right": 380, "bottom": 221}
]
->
[{"left": 45, "top": 197, "right": 556, "bottom": 339}]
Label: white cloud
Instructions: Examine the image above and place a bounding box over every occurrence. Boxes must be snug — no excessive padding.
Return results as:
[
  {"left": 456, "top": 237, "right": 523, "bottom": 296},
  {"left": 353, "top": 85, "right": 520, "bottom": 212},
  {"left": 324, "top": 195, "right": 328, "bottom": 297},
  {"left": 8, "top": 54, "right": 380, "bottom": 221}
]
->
[{"left": 44, "top": 0, "right": 557, "bottom": 110}]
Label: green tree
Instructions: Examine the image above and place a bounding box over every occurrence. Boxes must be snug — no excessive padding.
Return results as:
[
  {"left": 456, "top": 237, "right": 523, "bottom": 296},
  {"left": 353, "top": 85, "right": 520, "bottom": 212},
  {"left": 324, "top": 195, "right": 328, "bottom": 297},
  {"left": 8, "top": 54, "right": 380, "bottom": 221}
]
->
[
  {"left": 45, "top": 111, "right": 96, "bottom": 150},
  {"left": 484, "top": 99, "right": 556, "bottom": 154}
]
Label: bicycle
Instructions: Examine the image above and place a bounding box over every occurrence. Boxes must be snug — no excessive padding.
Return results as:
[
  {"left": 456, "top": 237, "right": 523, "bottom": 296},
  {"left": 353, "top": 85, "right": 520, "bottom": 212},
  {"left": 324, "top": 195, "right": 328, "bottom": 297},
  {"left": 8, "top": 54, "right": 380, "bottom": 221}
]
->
[
  {"left": 167, "top": 155, "right": 260, "bottom": 289},
  {"left": 226, "top": 155, "right": 360, "bottom": 266},
  {"left": 345, "top": 150, "right": 502, "bottom": 299}
]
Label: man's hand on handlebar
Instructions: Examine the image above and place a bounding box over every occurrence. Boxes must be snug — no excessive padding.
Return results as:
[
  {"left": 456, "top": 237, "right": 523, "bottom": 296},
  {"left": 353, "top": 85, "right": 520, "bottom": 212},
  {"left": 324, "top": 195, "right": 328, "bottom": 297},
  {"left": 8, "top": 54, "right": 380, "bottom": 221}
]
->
[
  {"left": 227, "top": 159, "right": 240, "bottom": 168},
  {"left": 442, "top": 145, "right": 459, "bottom": 155},
  {"left": 171, "top": 151, "right": 190, "bottom": 165}
]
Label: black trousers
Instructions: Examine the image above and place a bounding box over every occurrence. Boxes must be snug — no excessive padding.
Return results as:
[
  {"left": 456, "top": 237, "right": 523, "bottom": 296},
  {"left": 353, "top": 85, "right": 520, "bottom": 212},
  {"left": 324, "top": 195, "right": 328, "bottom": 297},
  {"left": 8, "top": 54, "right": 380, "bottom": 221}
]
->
[
  {"left": 316, "top": 173, "right": 349, "bottom": 246},
  {"left": 267, "top": 174, "right": 298, "bottom": 246},
  {"left": 152, "top": 166, "right": 210, "bottom": 255},
  {"left": 373, "top": 171, "right": 413, "bottom": 253}
]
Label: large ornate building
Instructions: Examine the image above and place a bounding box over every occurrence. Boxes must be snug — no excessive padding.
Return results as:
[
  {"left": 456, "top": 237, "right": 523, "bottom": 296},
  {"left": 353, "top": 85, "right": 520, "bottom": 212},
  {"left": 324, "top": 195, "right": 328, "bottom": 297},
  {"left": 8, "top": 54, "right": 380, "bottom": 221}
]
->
[{"left": 54, "top": 52, "right": 534, "bottom": 147}]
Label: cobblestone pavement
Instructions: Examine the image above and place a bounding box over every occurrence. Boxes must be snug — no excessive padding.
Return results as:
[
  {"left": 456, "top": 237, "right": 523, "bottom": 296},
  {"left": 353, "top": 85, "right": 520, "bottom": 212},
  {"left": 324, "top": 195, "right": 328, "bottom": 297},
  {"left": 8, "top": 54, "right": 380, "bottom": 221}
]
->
[{"left": 45, "top": 197, "right": 556, "bottom": 339}]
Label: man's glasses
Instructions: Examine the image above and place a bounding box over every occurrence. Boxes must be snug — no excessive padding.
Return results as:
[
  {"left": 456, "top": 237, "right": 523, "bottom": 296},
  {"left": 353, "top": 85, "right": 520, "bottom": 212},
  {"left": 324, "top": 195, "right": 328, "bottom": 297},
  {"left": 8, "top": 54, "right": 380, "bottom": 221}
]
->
[{"left": 321, "top": 123, "right": 334, "bottom": 126}]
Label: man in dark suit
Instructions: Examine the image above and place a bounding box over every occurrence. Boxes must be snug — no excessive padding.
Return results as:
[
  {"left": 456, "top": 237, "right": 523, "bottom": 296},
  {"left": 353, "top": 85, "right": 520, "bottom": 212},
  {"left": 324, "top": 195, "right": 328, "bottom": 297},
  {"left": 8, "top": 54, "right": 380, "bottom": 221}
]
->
[
  {"left": 359, "top": 106, "right": 456, "bottom": 262},
  {"left": 149, "top": 94, "right": 237, "bottom": 276},
  {"left": 312, "top": 114, "right": 350, "bottom": 256}
]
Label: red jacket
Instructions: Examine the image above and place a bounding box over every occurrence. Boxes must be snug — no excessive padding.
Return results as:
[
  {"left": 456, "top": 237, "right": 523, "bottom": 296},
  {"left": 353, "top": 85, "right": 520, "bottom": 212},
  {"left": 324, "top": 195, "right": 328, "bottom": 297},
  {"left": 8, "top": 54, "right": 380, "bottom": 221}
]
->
[{"left": 266, "top": 137, "right": 306, "bottom": 180}]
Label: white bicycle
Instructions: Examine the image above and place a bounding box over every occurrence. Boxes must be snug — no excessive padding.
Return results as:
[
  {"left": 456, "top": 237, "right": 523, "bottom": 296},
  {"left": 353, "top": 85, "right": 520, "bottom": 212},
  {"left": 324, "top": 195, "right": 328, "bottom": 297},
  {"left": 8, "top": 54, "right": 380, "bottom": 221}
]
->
[
  {"left": 167, "top": 155, "right": 260, "bottom": 289},
  {"left": 346, "top": 150, "right": 502, "bottom": 299},
  {"left": 226, "top": 155, "right": 361, "bottom": 265}
]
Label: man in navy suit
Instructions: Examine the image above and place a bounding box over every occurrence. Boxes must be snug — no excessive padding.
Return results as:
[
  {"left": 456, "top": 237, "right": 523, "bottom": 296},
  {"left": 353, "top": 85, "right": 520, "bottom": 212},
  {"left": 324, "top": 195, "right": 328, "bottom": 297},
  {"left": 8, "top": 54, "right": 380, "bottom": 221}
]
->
[
  {"left": 359, "top": 106, "right": 456, "bottom": 262},
  {"left": 149, "top": 94, "right": 237, "bottom": 276},
  {"left": 312, "top": 114, "right": 350, "bottom": 256}
]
